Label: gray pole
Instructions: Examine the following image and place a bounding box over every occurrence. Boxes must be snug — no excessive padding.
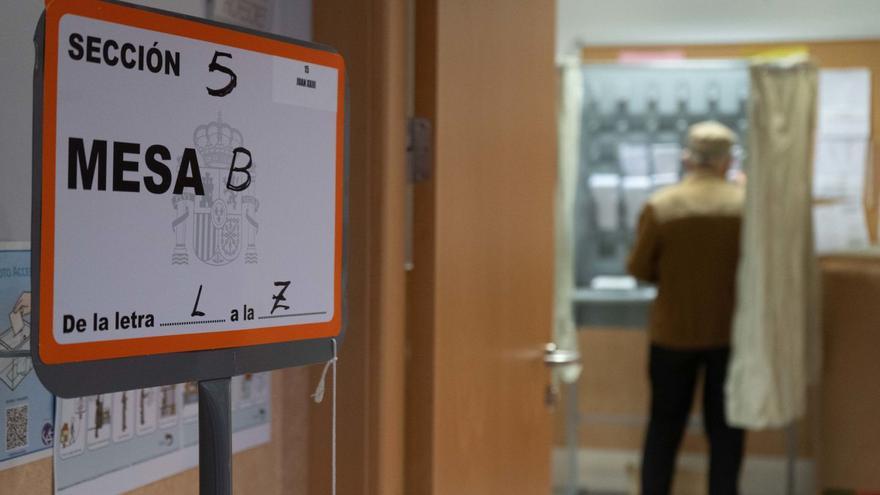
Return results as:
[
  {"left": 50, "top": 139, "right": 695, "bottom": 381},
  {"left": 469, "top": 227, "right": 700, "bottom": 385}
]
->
[
  {"left": 199, "top": 377, "right": 232, "bottom": 495},
  {"left": 565, "top": 380, "right": 580, "bottom": 495},
  {"left": 785, "top": 422, "right": 797, "bottom": 495}
]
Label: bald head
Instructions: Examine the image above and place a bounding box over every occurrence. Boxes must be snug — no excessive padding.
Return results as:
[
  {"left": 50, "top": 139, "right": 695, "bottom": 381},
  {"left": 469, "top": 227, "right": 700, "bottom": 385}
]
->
[{"left": 684, "top": 121, "right": 737, "bottom": 174}]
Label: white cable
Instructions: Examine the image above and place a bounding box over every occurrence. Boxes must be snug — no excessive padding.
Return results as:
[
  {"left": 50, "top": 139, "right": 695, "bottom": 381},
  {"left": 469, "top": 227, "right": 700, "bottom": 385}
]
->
[
  {"left": 331, "top": 338, "right": 337, "bottom": 495},
  {"left": 311, "top": 339, "right": 338, "bottom": 495}
]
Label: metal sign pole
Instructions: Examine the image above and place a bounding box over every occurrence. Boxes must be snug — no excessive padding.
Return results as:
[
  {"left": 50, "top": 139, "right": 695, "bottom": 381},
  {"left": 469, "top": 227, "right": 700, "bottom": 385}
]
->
[{"left": 199, "top": 377, "right": 232, "bottom": 495}]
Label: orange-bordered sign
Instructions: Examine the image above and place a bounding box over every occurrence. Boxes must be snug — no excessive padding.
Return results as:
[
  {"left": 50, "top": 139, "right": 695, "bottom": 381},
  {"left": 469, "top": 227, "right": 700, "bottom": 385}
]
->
[{"left": 33, "top": 0, "right": 346, "bottom": 392}]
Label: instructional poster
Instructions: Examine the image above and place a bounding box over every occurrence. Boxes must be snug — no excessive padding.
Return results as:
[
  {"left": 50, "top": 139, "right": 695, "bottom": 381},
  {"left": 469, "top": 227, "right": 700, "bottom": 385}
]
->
[
  {"left": 54, "top": 372, "right": 271, "bottom": 495},
  {"left": 0, "top": 243, "right": 55, "bottom": 470}
]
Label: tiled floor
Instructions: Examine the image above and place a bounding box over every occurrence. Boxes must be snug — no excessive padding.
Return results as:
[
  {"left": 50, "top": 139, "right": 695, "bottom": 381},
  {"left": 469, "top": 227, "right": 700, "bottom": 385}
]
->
[
  {"left": 553, "top": 447, "right": 815, "bottom": 495},
  {"left": 553, "top": 488, "right": 624, "bottom": 495}
]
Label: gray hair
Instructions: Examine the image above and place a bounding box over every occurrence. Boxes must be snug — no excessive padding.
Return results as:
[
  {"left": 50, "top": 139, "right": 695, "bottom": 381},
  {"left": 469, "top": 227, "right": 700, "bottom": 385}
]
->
[{"left": 685, "top": 120, "right": 737, "bottom": 167}]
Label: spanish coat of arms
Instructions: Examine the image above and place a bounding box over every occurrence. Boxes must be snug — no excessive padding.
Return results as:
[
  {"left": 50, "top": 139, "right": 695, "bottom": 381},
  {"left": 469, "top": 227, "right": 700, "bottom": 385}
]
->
[{"left": 172, "top": 115, "right": 259, "bottom": 266}]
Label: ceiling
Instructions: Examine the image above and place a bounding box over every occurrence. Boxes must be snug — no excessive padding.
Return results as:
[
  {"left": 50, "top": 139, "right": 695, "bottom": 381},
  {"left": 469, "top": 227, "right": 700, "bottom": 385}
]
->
[{"left": 557, "top": 0, "right": 880, "bottom": 54}]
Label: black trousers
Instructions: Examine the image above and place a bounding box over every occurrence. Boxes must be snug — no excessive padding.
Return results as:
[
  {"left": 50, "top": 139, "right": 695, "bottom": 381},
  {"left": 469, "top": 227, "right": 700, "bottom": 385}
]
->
[{"left": 641, "top": 345, "right": 745, "bottom": 495}]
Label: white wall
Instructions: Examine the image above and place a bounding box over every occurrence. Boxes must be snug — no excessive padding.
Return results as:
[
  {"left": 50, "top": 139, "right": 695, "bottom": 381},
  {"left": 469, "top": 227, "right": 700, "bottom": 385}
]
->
[
  {"left": 0, "top": 0, "right": 47, "bottom": 242},
  {"left": 274, "top": 0, "right": 311, "bottom": 41},
  {"left": 557, "top": 0, "right": 880, "bottom": 55},
  {"left": 0, "top": 0, "right": 310, "bottom": 242}
]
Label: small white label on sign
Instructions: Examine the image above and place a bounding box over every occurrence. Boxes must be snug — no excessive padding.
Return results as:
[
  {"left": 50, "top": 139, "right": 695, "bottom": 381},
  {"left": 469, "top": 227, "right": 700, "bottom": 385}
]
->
[{"left": 272, "top": 58, "right": 339, "bottom": 112}]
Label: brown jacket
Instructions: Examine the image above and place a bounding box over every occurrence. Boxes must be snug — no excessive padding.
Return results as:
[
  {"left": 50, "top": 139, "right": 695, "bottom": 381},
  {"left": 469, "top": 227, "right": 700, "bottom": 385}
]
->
[{"left": 627, "top": 172, "right": 744, "bottom": 349}]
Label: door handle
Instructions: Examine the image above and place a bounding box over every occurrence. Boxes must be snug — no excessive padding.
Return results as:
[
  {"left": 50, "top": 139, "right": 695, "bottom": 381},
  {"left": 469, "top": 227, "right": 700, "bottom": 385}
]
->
[
  {"left": 543, "top": 343, "right": 580, "bottom": 408},
  {"left": 543, "top": 342, "right": 581, "bottom": 367}
]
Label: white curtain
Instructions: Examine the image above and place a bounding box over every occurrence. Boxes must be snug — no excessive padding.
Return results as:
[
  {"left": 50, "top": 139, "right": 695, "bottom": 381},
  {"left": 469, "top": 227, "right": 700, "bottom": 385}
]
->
[
  {"left": 726, "top": 61, "right": 821, "bottom": 429},
  {"left": 553, "top": 58, "right": 584, "bottom": 384}
]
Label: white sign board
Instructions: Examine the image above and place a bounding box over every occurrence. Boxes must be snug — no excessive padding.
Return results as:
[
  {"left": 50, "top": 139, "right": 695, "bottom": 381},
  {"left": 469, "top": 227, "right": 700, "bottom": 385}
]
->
[{"left": 35, "top": 0, "right": 345, "bottom": 366}]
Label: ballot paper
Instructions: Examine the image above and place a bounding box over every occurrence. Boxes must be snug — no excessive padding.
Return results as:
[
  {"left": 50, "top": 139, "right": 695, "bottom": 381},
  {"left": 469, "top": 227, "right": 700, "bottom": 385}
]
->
[
  {"left": 814, "top": 200, "right": 869, "bottom": 253},
  {"left": 731, "top": 144, "right": 745, "bottom": 171},
  {"left": 589, "top": 174, "right": 621, "bottom": 231},
  {"left": 10, "top": 310, "right": 24, "bottom": 336},
  {"left": 651, "top": 143, "right": 682, "bottom": 175},
  {"left": 591, "top": 275, "right": 638, "bottom": 290},
  {"left": 1, "top": 315, "right": 28, "bottom": 352},
  {"left": 652, "top": 172, "right": 679, "bottom": 189},
  {"left": 725, "top": 145, "right": 745, "bottom": 182},
  {"left": 618, "top": 143, "right": 650, "bottom": 176},
  {"left": 817, "top": 69, "right": 871, "bottom": 138},
  {"left": 622, "top": 175, "right": 653, "bottom": 230},
  {"left": 813, "top": 138, "right": 868, "bottom": 200}
]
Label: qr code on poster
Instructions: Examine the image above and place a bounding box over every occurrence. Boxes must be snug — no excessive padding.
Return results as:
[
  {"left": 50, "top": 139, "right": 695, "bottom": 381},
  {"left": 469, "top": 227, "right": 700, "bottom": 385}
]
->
[{"left": 5, "top": 404, "right": 28, "bottom": 451}]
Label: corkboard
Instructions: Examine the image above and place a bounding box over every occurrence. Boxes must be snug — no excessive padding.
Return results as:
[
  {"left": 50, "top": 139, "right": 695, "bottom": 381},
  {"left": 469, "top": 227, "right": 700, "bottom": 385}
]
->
[
  {"left": 0, "top": 368, "right": 313, "bottom": 495},
  {"left": 583, "top": 39, "right": 880, "bottom": 242}
]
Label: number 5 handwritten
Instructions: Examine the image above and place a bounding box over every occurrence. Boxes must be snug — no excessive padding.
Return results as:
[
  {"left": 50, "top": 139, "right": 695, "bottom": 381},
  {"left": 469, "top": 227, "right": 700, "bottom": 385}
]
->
[{"left": 206, "top": 51, "right": 237, "bottom": 97}]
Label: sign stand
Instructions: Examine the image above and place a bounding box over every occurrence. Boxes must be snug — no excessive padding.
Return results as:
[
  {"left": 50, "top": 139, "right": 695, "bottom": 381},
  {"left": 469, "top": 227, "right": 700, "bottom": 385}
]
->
[
  {"left": 199, "top": 377, "right": 232, "bottom": 495},
  {"left": 32, "top": 2, "right": 347, "bottom": 494}
]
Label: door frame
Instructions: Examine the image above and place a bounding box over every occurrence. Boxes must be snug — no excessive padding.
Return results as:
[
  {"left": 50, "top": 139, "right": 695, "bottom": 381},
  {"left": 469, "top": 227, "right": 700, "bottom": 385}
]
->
[
  {"left": 307, "top": 1, "right": 408, "bottom": 494},
  {"left": 405, "top": 0, "right": 558, "bottom": 493}
]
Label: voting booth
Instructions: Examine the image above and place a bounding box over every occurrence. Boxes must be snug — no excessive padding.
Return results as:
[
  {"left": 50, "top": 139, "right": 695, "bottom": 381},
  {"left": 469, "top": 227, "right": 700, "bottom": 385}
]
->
[
  {"left": 572, "top": 61, "right": 750, "bottom": 328},
  {"left": 558, "top": 42, "right": 879, "bottom": 495}
]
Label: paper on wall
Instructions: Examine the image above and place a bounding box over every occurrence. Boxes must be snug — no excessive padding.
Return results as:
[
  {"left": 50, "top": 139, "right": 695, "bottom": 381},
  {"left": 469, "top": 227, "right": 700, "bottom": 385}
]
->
[
  {"left": 814, "top": 200, "right": 869, "bottom": 253},
  {"left": 817, "top": 69, "right": 871, "bottom": 138},
  {"left": 813, "top": 138, "right": 868, "bottom": 201},
  {"left": 618, "top": 143, "right": 650, "bottom": 175},
  {"left": 622, "top": 175, "right": 652, "bottom": 230},
  {"left": 812, "top": 68, "right": 872, "bottom": 253},
  {"left": 651, "top": 143, "right": 682, "bottom": 176},
  {"left": 211, "top": 0, "right": 276, "bottom": 31}
]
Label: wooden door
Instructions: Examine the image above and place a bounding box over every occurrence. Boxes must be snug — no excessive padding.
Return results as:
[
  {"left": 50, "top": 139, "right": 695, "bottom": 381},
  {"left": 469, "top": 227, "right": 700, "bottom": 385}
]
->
[{"left": 407, "top": 1, "right": 558, "bottom": 493}]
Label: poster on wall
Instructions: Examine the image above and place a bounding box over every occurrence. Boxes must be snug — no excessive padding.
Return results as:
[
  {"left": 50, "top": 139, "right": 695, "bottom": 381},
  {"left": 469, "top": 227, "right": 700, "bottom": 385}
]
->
[
  {"left": 812, "top": 68, "right": 872, "bottom": 253},
  {"left": 209, "top": 0, "right": 276, "bottom": 31},
  {"left": 0, "top": 243, "right": 55, "bottom": 471},
  {"left": 54, "top": 372, "right": 271, "bottom": 495}
]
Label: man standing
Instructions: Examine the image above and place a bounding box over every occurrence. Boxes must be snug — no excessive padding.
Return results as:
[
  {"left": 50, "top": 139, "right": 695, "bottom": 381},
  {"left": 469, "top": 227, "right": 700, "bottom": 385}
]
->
[{"left": 628, "top": 121, "right": 745, "bottom": 495}]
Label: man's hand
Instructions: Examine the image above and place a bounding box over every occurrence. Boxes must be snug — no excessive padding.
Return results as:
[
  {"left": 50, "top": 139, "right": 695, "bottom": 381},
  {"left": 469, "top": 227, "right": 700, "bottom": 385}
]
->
[{"left": 13, "top": 292, "right": 31, "bottom": 315}]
